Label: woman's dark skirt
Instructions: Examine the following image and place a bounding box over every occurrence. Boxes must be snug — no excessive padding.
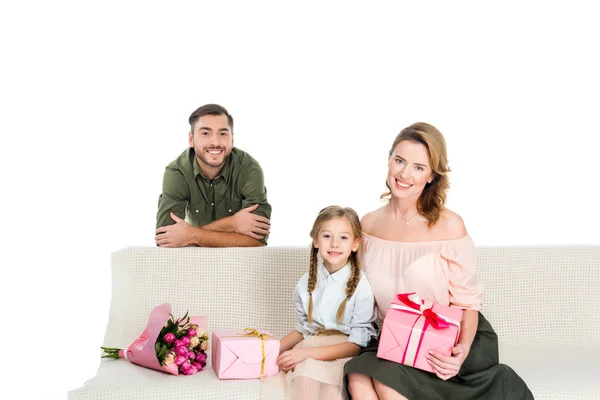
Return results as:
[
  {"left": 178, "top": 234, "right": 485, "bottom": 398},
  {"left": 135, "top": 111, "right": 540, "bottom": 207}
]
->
[{"left": 344, "top": 313, "right": 534, "bottom": 399}]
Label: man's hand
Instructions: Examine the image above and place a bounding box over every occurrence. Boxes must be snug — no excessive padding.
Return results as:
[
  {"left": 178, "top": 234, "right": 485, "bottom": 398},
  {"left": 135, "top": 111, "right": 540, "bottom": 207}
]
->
[
  {"left": 155, "top": 213, "right": 195, "bottom": 247},
  {"left": 277, "top": 348, "right": 310, "bottom": 372},
  {"left": 231, "top": 204, "right": 270, "bottom": 239},
  {"left": 427, "top": 343, "right": 470, "bottom": 380}
]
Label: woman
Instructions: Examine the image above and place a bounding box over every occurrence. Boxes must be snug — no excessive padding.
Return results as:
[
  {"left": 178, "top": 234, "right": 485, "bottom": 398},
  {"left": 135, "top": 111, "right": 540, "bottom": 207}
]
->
[{"left": 343, "top": 123, "right": 533, "bottom": 399}]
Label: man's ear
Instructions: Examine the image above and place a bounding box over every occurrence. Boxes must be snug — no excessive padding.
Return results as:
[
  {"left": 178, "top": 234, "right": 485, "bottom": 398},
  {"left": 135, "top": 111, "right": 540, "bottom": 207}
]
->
[{"left": 188, "top": 131, "right": 194, "bottom": 147}]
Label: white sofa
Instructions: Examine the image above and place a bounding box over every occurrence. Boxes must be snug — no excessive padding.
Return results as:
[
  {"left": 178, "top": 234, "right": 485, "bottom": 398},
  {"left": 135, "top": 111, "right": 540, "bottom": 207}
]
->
[{"left": 69, "top": 246, "right": 600, "bottom": 399}]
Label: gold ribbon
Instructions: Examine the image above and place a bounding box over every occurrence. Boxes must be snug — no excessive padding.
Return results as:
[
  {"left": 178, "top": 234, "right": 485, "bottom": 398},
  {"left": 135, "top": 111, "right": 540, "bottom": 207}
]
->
[
  {"left": 241, "top": 328, "right": 272, "bottom": 379},
  {"left": 242, "top": 328, "right": 272, "bottom": 341}
]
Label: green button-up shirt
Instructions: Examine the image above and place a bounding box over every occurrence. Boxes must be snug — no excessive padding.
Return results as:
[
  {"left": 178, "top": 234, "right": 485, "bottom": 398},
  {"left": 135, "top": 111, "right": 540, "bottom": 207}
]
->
[{"left": 156, "top": 147, "right": 272, "bottom": 245}]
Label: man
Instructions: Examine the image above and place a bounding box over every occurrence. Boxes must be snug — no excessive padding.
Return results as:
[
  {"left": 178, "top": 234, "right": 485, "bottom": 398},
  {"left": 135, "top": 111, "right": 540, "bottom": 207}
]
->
[{"left": 155, "top": 104, "right": 271, "bottom": 247}]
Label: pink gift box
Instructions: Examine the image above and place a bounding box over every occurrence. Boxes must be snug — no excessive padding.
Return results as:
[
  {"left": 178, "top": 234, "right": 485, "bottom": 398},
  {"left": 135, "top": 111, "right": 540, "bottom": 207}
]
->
[
  {"left": 377, "top": 293, "right": 463, "bottom": 373},
  {"left": 211, "top": 329, "right": 280, "bottom": 379}
]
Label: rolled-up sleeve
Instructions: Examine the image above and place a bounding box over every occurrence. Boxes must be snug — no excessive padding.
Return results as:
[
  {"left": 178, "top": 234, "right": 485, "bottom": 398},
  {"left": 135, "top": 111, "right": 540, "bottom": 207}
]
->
[
  {"left": 240, "top": 166, "right": 272, "bottom": 245},
  {"left": 293, "top": 284, "right": 311, "bottom": 338},
  {"left": 156, "top": 168, "right": 189, "bottom": 229},
  {"left": 347, "top": 276, "right": 377, "bottom": 347}
]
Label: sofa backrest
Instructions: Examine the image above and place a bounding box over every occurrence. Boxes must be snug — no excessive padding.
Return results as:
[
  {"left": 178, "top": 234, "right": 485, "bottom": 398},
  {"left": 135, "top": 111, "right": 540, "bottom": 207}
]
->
[
  {"left": 476, "top": 246, "right": 599, "bottom": 345},
  {"left": 103, "top": 246, "right": 600, "bottom": 349},
  {"left": 105, "top": 247, "right": 306, "bottom": 348}
]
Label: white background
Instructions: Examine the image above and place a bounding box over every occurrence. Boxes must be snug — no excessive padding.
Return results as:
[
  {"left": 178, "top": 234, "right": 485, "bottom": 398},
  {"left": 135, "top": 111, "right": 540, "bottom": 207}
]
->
[{"left": 1, "top": 1, "right": 599, "bottom": 399}]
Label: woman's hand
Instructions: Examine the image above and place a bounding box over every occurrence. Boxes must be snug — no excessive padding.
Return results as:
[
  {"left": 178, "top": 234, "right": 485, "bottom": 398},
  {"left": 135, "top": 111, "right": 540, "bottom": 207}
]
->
[
  {"left": 277, "top": 348, "right": 311, "bottom": 372},
  {"left": 427, "top": 344, "right": 469, "bottom": 380}
]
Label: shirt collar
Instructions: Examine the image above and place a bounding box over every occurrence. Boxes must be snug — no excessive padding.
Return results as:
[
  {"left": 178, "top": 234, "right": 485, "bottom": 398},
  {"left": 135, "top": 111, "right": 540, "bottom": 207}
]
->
[
  {"left": 318, "top": 262, "right": 352, "bottom": 284},
  {"left": 192, "top": 149, "right": 232, "bottom": 184}
]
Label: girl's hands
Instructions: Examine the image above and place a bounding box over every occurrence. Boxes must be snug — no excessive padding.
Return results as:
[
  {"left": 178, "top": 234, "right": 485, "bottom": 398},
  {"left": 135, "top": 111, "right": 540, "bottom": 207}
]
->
[
  {"left": 427, "top": 343, "right": 469, "bottom": 380},
  {"left": 277, "top": 348, "right": 311, "bottom": 372}
]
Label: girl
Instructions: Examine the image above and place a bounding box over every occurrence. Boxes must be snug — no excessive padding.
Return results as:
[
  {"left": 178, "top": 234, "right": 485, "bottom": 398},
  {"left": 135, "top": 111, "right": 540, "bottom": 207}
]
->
[{"left": 265, "top": 206, "right": 377, "bottom": 400}]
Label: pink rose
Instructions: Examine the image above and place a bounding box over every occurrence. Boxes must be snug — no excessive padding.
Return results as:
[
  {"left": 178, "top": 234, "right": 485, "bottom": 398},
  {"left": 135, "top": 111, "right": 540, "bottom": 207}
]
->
[
  {"left": 187, "top": 329, "right": 197, "bottom": 337},
  {"left": 174, "top": 355, "right": 186, "bottom": 366},
  {"left": 196, "top": 352, "right": 207, "bottom": 363},
  {"left": 188, "top": 352, "right": 196, "bottom": 361},
  {"left": 176, "top": 346, "right": 188, "bottom": 356},
  {"left": 183, "top": 365, "right": 198, "bottom": 375},
  {"left": 174, "top": 340, "right": 183, "bottom": 347},
  {"left": 181, "top": 336, "right": 191, "bottom": 346},
  {"left": 194, "top": 362, "right": 203, "bottom": 371},
  {"left": 181, "top": 360, "right": 191, "bottom": 370},
  {"left": 163, "top": 333, "right": 176, "bottom": 344}
]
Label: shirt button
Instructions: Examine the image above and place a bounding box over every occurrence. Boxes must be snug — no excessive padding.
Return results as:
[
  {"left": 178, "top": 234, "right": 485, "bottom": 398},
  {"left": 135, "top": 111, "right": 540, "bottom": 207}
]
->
[
  {"left": 196, "top": 210, "right": 199, "bottom": 213},
  {"left": 211, "top": 203, "right": 214, "bottom": 206},
  {"left": 228, "top": 209, "right": 232, "bottom": 213}
]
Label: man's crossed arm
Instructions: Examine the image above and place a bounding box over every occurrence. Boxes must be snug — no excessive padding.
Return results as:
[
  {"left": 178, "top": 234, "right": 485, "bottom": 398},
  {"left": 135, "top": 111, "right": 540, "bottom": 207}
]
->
[{"left": 155, "top": 204, "right": 270, "bottom": 248}]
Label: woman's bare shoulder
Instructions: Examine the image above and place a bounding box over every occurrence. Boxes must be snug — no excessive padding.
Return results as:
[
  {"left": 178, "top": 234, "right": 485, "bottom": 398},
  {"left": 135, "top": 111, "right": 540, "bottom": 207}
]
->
[
  {"left": 434, "top": 208, "right": 468, "bottom": 240},
  {"left": 361, "top": 205, "right": 387, "bottom": 234}
]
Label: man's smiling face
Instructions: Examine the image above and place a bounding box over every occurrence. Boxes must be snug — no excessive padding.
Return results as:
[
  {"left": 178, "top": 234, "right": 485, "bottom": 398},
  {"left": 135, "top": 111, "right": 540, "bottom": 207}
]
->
[{"left": 189, "top": 113, "right": 234, "bottom": 178}]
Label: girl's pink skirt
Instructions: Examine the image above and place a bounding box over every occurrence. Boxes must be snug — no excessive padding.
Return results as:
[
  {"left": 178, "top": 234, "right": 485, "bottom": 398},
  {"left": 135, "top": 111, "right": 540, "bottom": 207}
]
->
[{"left": 262, "top": 332, "right": 351, "bottom": 400}]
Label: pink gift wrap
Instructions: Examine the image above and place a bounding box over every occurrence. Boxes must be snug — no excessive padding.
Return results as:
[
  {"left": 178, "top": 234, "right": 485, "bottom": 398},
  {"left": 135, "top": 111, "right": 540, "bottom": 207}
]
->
[
  {"left": 212, "top": 329, "right": 280, "bottom": 379},
  {"left": 377, "top": 293, "right": 463, "bottom": 373},
  {"left": 120, "top": 303, "right": 206, "bottom": 375}
]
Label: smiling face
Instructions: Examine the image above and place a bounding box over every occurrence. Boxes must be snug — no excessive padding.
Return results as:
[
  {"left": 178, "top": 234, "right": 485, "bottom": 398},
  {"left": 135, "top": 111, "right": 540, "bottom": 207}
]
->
[
  {"left": 387, "top": 139, "right": 434, "bottom": 201},
  {"left": 313, "top": 217, "right": 360, "bottom": 272},
  {"left": 188, "top": 114, "right": 234, "bottom": 179}
]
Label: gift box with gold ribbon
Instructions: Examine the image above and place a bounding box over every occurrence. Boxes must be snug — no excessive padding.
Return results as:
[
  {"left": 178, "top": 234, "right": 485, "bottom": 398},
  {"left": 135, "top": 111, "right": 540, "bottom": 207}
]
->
[{"left": 211, "top": 328, "right": 280, "bottom": 379}]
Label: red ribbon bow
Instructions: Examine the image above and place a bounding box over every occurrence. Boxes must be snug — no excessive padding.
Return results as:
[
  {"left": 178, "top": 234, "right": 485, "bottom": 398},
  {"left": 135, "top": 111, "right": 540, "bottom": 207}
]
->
[{"left": 397, "top": 293, "right": 450, "bottom": 330}]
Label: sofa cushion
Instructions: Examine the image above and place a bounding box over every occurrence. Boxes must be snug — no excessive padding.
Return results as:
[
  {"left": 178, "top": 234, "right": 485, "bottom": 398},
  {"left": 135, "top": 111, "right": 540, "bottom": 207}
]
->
[
  {"left": 68, "top": 361, "right": 264, "bottom": 400},
  {"left": 500, "top": 344, "right": 600, "bottom": 399}
]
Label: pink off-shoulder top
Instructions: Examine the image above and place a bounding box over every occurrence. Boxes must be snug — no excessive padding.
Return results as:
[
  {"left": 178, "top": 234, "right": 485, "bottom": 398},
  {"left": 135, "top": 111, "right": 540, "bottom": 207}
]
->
[{"left": 360, "top": 233, "right": 483, "bottom": 320}]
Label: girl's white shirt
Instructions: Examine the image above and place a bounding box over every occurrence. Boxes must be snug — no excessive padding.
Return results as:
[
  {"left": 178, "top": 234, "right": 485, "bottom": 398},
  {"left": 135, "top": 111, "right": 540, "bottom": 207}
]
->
[{"left": 294, "top": 262, "right": 377, "bottom": 347}]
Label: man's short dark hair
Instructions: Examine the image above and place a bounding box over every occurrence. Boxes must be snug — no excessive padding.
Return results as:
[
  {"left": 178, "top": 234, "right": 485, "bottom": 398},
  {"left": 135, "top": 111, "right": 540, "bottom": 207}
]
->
[{"left": 189, "top": 104, "right": 234, "bottom": 133}]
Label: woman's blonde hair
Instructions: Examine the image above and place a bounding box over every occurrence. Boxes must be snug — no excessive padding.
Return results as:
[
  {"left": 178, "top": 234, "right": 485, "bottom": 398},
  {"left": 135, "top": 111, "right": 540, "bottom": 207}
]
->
[
  {"left": 381, "top": 122, "right": 451, "bottom": 227},
  {"left": 307, "top": 206, "right": 362, "bottom": 324}
]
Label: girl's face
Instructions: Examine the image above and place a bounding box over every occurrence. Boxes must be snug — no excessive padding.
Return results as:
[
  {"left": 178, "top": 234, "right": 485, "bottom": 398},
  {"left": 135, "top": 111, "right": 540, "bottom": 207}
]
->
[
  {"left": 387, "top": 140, "right": 434, "bottom": 201},
  {"left": 313, "top": 217, "right": 360, "bottom": 272}
]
